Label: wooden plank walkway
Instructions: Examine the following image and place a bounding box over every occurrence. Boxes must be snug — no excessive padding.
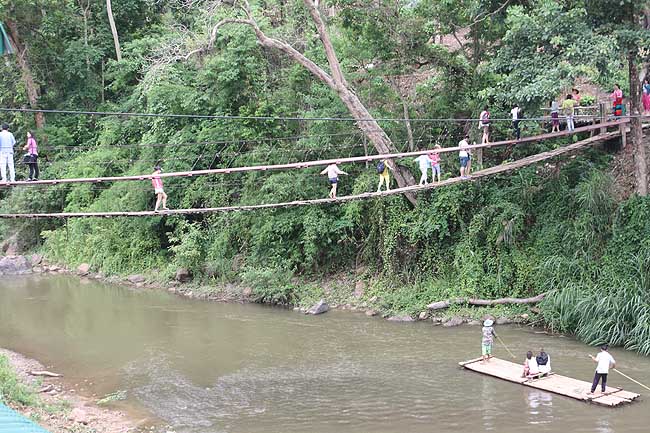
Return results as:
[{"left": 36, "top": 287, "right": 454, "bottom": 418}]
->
[{"left": 459, "top": 357, "right": 640, "bottom": 407}]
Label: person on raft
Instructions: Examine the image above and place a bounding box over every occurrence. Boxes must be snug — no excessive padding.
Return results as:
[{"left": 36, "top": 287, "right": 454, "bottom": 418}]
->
[
  {"left": 522, "top": 351, "right": 539, "bottom": 378},
  {"left": 588, "top": 344, "right": 616, "bottom": 396},
  {"left": 481, "top": 319, "right": 497, "bottom": 363},
  {"left": 537, "top": 348, "right": 551, "bottom": 376}
]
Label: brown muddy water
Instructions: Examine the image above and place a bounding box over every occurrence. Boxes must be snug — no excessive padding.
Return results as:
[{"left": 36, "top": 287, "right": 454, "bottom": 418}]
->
[{"left": 0, "top": 275, "right": 649, "bottom": 433}]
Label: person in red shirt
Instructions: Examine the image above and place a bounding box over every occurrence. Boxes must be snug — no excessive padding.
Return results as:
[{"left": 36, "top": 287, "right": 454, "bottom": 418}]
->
[{"left": 152, "top": 165, "right": 169, "bottom": 212}]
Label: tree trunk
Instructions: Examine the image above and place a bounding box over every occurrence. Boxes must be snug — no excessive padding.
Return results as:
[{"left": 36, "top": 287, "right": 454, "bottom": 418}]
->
[
  {"left": 399, "top": 93, "right": 415, "bottom": 151},
  {"left": 302, "top": 0, "right": 416, "bottom": 202},
  {"left": 106, "top": 0, "right": 122, "bottom": 61},
  {"left": 629, "top": 53, "right": 647, "bottom": 196},
  {"left": 427, "top": 293, "right": 546, "bottom": 311},
  {"left": 4, "top": 20, "right": 44, "bottom": 129}
]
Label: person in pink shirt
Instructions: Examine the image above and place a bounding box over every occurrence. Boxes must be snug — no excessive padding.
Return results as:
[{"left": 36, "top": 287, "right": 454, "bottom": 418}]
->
[
  {"left": 152, "top": 165, "right": 169, "bottom": 212},
  {"left": 610, "top": 84, "right": 623, "bottom": 117},
  {"left": 428, "top": 145, "right": 442, "bottom": 182},
  {"left": 22, "top": 131, "right": 39, "bottom": 181}
]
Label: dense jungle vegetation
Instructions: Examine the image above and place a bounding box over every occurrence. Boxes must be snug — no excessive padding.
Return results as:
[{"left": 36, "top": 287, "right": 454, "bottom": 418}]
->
[{"left": 0, "top": 0, "right": 649, "bottom": 354}]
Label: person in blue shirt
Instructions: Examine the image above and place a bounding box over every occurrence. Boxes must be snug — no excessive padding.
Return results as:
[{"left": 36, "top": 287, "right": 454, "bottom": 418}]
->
[{"left": 0, "top": 124, "right": 16, "bottom": 183}]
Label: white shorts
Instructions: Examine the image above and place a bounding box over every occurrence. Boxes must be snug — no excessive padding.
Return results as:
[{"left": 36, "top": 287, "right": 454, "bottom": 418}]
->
[{"left": 154, "top": 188, "right": 165, "bottom": 194}]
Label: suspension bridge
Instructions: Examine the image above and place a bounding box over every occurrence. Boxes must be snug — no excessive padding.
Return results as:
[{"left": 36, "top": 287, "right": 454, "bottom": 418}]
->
[{"left": 0, "top": 118, "right": 633, "bottom": 219}]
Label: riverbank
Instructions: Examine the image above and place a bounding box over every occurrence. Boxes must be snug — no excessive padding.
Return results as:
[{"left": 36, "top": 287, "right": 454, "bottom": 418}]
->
[
  {"left": 0, "top": 254, "right": 541, "bottom": 327},
  {"left": 0, "top": 348, "right": 136, "bottom": 433}
]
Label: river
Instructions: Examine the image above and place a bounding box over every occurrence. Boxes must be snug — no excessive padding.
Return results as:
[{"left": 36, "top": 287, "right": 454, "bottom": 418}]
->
[{"left": 0, "top": 275, "right": 648, "bottom": 432}]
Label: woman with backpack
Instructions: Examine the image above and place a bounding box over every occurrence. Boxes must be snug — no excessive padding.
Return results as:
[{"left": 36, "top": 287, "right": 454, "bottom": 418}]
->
[
  {"left": 23, "top": 131, "right": 38, "bottom": 181},
  {"left": 376, "top": 159, "right": 394, "bottom": 192},
  {"left": 479, "top": 106, "right": 490, "bottom": 144}
]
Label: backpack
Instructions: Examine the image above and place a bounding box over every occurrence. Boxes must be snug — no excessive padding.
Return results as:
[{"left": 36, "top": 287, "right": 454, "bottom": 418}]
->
[
  {"left": 376, "top": 161, "right": 385, "bottom": 174},
  {"left": 517, "top": 108, "right": 524, "bottom": 119},
  {"left": 536, "top": 352, "right": 549, "bottom": 366}
]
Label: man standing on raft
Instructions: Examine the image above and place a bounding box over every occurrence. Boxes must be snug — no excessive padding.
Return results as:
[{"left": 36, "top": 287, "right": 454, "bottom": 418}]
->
[{"left": 588, "top": 345, "right": 615, "bottom": 396}]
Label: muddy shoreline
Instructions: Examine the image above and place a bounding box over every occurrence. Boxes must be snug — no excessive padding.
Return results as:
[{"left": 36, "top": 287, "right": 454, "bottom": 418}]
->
[{"left": 0, "top": 347, "right": 138, "bottom": 433}]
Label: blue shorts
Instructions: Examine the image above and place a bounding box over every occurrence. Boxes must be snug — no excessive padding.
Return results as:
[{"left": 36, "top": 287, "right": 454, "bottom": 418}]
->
[
  {"left": 432, "top": 164, "right": 441, "bottom": 175},
  {"left": 460, "top": 157, "right": 470, "bottom": 168},
  {"left": 329, "top": 178, "right": 338, "bottom": 184}
]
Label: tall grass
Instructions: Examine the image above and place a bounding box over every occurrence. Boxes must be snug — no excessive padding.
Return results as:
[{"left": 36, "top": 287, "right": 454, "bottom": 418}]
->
[
  {"left": 0, "top": 355, "right": 38, "bottom": 407},
  {"left": 541, "top": 251, "right": 650, "bottom": 355}
]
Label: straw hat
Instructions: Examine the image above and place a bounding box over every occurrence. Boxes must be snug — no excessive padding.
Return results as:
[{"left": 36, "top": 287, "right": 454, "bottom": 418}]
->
[{"left": 483, "top": 319, "right": 494, "bottom": 327}]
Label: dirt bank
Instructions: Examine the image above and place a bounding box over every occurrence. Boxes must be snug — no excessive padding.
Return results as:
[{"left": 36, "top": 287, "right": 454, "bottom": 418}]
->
[{"left": 0, "top": 348, "right": 138, "bottom": 433}]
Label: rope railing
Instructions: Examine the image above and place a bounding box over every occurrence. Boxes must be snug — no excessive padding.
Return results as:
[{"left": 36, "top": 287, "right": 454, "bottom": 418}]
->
[
  {"left": 0, "top": 130, "right": 622, "bottom": 219},
  {"left": 0, "top": 119, "right": 629, "bottom": 187}
]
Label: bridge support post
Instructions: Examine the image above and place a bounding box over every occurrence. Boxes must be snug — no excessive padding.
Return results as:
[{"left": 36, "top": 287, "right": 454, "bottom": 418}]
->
[
  {"left": 620, "top": 123, "right": 627, "bottom": 149},
  {"left": 599, "top": 102, "right": 607, "bottom": 134}
]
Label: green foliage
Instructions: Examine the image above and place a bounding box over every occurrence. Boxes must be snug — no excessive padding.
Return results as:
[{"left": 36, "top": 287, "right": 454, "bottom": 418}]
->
[{"left": 0, "top": 355, "right": 38, "bottom": 407}]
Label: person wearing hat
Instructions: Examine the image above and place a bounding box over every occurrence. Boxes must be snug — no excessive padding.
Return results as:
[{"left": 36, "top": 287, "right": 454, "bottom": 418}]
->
[
  {"left": 481, "top": 318, "right": 497, "bottom": 363},
  {"left": 458, "top": 134, "right": 471, "bottom": 179},
  {"left": 152, "top": 165, "right": 169, "bottom": 212}
]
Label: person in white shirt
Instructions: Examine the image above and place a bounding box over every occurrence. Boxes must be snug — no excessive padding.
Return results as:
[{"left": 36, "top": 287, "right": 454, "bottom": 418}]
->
[
  {"left": 413, "top": 155, "right": 431, "bottom": 185},
  {"left": 588, "top": 344, "right": 616, "bottom": 395},
  {"left": 458, "top": 135, "right": 471, "bottom": 179},
  {"left": 511, "top": 104, "right": 522, "bottom": 140},
  {"left": 0, "top": 124, "right": 16, "bottom": 183},
  {"left": 320, "top": 163, "right": 348, "bottom": 199}
]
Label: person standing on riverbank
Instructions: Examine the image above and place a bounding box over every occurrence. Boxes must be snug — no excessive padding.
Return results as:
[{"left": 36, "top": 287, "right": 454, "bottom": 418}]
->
[
  {"left": 0, "top": 124, "right": 16, "bottom": 183},
  {"left": 152, "top": 165, "right": 169, "bottom": 212},
  {"left": 321, "top": 163, "right": 348, "bottom": 199},
  {"left": 481, "top": 319, "right": 497, "bottom": 363},
  {"left": 588, "top": 345, "right": 615, "bottom": 395}
]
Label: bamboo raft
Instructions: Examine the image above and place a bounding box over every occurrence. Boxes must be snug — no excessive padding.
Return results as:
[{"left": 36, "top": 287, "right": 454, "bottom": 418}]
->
[{"left": 460, "top": 357, "right": 640, "bottom": 407}]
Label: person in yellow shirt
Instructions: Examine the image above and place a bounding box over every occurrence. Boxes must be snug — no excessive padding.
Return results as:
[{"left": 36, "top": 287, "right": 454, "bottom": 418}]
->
[
  {"left": 376, "top": 159, "right": 394, "bottom": 192},
  {"left": 561, "top": 94, "right": 576, "bottom": 132}
]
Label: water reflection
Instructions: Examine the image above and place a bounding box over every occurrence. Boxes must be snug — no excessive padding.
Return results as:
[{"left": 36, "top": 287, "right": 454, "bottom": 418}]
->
[{"left": 526, "top": 389, "right": 554, "bottom": 425}]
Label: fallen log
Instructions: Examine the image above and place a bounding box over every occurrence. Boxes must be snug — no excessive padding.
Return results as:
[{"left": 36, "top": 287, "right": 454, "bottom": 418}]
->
[
  {"left": 29, "top": 370, "right": 62, "bottom": 378},
  {"left": 427, "top": 293, "right": 546, "bottom": 311}
]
